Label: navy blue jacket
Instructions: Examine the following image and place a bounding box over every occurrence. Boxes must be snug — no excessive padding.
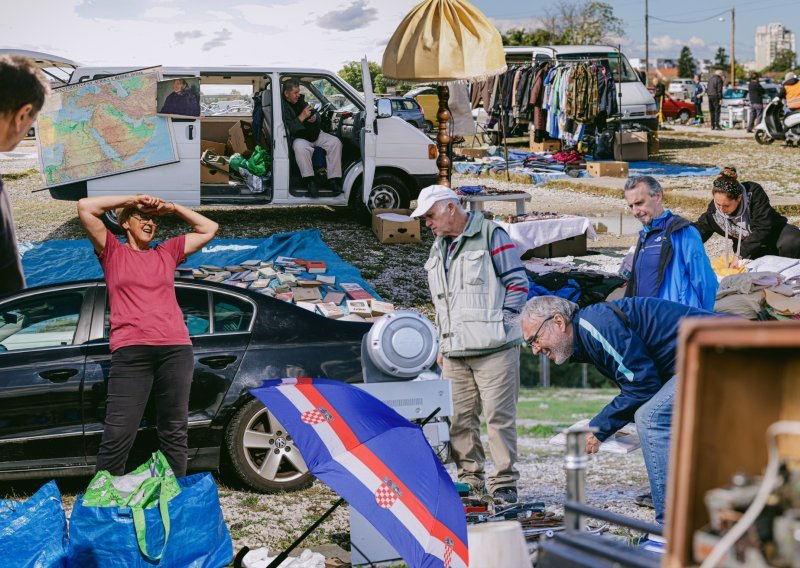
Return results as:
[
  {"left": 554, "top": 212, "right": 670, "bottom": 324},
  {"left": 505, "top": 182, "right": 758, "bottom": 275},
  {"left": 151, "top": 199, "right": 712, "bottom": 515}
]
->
[{"left": 571, "top": 298, "right": 715, "bottom": 441}]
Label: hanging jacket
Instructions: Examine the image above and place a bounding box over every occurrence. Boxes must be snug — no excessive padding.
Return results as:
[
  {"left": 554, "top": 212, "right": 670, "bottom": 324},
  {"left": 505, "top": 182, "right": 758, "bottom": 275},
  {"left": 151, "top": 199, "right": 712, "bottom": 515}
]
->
[
  {"left": 695, "top": 182, "right": 788, "bottom": 259},
  {"left": 625, "top": 211, "right": 718, "bottom": 310},
  {"left": 571, "top": 298, "right": 715, "bottom": 440}
]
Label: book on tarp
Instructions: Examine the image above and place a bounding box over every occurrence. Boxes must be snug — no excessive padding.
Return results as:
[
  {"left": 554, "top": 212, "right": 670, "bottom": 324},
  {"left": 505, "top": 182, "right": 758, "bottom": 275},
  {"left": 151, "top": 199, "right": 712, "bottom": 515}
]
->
[
  {"left": 317, "top": 302, "right": 345, "bottom": 319},
  {"left": 549, "top": 419, "right": 641, "bottom": 454},
  {"left": 370, "top": 300, "right": 395, "bottom": 316},
  {"left": 316, "top": 275, "right": 336, "bottom": 285},
  {"left": 291, "top": 287, "right": 323, "bottom": 302},
  {"left": 340, "top": 282, "right": 374, "bottom": 301},
  {"left": 346, "top": 300, "right": 372, "bottom": 318},
  {"left": 305, "top": 260, "right": 326, "bottom": 274},
  {"left": 322, "top": 291, "right": 346, "bottom": 305}
]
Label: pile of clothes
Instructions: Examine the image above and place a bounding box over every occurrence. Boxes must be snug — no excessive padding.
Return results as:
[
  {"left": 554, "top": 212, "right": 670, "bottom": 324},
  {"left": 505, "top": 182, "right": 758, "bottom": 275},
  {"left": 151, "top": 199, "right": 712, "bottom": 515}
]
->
[{"left": 713, "top": 256, "right": 800, "bottom": 319}]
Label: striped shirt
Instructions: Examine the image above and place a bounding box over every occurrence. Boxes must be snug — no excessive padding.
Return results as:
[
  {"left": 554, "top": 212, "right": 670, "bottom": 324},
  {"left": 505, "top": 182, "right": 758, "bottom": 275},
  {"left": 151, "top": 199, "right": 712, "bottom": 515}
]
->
[{"left": 444, "top": 213, "right": 529, "bottom": 314}]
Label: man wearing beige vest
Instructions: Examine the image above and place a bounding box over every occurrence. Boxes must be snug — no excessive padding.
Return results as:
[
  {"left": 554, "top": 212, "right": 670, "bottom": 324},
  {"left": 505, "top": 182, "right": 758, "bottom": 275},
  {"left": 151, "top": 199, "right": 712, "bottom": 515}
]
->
[{"left": 411, "top": 185, "right": 529, "bottom": 504}]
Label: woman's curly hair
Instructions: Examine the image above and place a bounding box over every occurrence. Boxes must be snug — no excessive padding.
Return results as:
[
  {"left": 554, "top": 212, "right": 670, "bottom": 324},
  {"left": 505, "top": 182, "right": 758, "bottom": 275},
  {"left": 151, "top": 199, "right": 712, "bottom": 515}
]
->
[{"left": 712, "top": 166, "right": 744, "bottom": 199}]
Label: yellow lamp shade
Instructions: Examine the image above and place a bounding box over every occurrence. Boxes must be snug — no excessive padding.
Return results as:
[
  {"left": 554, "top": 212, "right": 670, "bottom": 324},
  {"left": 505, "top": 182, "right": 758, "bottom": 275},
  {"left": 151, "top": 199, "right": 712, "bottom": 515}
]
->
[{"left": 382, "top": 0, "right": 507, "bottom": 82}]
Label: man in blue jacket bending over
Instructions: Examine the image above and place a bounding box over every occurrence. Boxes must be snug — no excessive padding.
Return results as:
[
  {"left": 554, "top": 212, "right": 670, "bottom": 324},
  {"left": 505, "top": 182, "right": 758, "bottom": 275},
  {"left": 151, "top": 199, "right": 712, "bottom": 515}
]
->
[
  {"left": 519, "top": 295, "right": 716, "bottom": 551},
  {"left": 623, "top": 176, "right": 717, "bottom": 310}
]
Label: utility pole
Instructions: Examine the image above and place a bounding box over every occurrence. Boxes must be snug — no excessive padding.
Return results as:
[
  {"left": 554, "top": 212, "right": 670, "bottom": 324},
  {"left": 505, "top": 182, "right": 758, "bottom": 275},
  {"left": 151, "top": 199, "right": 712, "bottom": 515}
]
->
[
  {"left": 645, "top": 0, "right": 649, "bottom": 80},
  {"left": 730, "top": 6, "right": 736, "bottom": 83}
]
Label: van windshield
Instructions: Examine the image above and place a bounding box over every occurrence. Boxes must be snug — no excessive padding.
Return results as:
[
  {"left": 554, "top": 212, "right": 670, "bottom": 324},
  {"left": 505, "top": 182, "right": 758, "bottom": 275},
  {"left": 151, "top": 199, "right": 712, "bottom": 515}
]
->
[
  {"left": 300, "top": 77, "right": 359, "bottom": 113},
  {"left": 555, "top": 53, "right": 640, "bottom": 83}
]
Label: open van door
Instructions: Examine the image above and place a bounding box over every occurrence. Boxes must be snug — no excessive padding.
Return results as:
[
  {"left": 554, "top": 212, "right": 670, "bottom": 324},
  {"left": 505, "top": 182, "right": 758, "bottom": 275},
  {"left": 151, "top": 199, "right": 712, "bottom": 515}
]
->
[{"left": 359, "top": 57, "right": 377, "bottom": 205}]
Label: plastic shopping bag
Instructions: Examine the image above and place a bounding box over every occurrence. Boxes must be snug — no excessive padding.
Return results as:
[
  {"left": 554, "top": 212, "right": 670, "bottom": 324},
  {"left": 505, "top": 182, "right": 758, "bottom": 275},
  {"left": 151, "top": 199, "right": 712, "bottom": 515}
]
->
[
  {"left": 0, "top": 480, "right": 68, "bottom": 568},
  {"left": 69, "top": 453, "right": 232, "bottom": 567}
]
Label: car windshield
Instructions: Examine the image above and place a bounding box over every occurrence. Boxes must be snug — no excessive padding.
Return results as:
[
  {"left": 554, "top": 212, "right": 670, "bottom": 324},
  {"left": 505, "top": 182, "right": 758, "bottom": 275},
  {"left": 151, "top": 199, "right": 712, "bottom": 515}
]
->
[{"left": 724, "top": 88, "right": 746, "bottom": 99}]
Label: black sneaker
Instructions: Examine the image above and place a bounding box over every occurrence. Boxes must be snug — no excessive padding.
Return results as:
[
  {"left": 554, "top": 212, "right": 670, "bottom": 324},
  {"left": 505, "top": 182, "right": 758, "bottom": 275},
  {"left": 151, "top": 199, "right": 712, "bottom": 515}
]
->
[
  {"left": 327, "top": 177, "right": 343, "bottom": 194},
  {"left": 634, "top": 492, "right": 654, "bottom": 509},
  {"left": 302, "top": 176, "right": 319, "bottom": 198},
  {"left": 491, "top": 487, "right": 518, "bottom": 505}
]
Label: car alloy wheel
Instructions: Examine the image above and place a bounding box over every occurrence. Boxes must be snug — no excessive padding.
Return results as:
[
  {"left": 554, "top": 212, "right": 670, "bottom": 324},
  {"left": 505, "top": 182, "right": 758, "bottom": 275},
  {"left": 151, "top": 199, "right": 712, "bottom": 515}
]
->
[{"left": 225, "top": 399, "right": 313, "bottom": 492}]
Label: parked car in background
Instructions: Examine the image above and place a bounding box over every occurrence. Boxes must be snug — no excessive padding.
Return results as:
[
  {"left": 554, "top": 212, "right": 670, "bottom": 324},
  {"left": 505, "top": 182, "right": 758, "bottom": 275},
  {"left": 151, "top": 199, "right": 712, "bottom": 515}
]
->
[
  {"left": 385, "top": 96, "right": 429, "bottom": 131},
  {"left": 659, "top": 93, "right": 696, "bottom": 123},
  {"left": 668, "top": 78, "right": 693, "bottom": 99},
  {"left": 402, "top": 86, "right": 438, "bottom": 132},
  {"left": 0, "top": 279, "right": 370, "bottom": 493}
]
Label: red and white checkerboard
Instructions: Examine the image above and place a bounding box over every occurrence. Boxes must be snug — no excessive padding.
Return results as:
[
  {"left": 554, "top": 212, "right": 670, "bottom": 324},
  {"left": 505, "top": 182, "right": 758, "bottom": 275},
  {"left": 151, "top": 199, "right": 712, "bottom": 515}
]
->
[
  {"left": 443, "top": 537, "right": 454, "bottom": 568},
  {"left": 300, "top": 409, "right": 326, "bottom": 425},
  {"left": 375, "top": 482, "right": 400, "bottom": 509}
]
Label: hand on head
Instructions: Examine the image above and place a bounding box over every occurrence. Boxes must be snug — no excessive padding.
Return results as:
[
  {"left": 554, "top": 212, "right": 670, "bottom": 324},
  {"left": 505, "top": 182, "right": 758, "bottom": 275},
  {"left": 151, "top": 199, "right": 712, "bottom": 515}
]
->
[{"left": 133, "top": 194, "right": 175, "bottom": 215}]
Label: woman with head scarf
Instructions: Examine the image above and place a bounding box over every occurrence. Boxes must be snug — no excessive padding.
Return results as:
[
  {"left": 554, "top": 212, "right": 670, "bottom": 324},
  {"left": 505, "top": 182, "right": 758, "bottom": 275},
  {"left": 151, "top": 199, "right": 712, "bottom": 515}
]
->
[{"left": 695, "top": 167, "right": 800, "bottom": 262}]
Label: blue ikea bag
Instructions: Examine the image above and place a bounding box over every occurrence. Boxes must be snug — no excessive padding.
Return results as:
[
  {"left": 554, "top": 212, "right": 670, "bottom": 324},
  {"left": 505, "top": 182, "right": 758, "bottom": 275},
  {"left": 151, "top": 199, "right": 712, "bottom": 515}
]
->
[
  {"left": 68, "top": 472, "right": 232, "bottom": 567},
  {"left": 0, "top": 480, "right": 68, "bottom": 568}
]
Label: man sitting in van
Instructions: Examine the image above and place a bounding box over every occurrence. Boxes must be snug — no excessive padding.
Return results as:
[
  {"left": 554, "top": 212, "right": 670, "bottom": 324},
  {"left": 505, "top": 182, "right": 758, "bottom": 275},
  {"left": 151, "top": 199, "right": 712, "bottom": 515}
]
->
[{"left": 281, "top": 79, "right": 342, "bottom": 196}]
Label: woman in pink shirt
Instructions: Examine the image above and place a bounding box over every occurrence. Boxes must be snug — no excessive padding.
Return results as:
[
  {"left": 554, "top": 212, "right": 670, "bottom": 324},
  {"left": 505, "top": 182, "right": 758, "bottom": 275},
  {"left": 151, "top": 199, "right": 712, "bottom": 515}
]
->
[{"left": 77, "top": 194, "right": 218, "bottom": 476}]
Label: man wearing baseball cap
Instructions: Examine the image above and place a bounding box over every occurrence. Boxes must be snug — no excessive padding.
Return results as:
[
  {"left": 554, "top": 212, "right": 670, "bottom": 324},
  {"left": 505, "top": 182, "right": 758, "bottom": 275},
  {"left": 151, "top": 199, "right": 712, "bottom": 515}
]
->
[{"left": 412, "top": 185, "right": 529, "bottom": 504}]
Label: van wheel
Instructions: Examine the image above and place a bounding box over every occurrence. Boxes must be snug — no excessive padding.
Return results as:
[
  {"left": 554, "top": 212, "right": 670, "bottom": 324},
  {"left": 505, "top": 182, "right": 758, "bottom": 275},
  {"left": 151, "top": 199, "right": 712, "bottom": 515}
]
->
[
  {"left": 224, "top": 399, "right": 314, "bottom": 493},
  {"left": 352, "top": 173, "right": 411, "bottom": 225},
  {"left": 679, "top": 110, "right": 691, "bottom": 124},
  {"left": 424, "top": 120, "right": 434, "bottom": 133},
  {"left": 101, "top": 210, "right": 125, "bottom": 235}
]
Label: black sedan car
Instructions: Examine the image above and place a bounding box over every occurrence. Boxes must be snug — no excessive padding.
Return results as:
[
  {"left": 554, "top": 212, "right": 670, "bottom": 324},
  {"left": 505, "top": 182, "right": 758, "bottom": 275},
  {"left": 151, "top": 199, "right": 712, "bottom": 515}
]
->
[{"left": 0, "top": 279, "right": 370, "bottom": 492}]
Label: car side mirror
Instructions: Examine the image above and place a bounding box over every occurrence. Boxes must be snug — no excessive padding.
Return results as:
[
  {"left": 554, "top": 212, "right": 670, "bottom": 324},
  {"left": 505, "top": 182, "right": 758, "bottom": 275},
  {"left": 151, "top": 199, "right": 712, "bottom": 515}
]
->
[{"left": 376, "top": 98, "right": 392, "bottom": 118}]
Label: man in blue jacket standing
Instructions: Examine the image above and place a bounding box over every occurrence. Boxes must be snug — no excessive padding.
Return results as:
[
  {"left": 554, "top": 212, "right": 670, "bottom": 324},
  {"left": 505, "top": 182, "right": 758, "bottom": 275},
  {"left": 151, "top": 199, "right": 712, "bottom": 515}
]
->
[
  {"left": 519, "top": 295, "right": 716, "bottom": 551},
  {"left": 623, "top": 176, "right": 717, "bottom": 310}
]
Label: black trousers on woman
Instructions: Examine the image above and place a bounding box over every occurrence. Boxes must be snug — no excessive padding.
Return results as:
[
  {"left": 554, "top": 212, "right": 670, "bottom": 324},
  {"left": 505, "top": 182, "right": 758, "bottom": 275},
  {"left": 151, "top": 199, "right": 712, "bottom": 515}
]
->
[{"left": 95, "top": 344, "right": 194, "bottom": 477}]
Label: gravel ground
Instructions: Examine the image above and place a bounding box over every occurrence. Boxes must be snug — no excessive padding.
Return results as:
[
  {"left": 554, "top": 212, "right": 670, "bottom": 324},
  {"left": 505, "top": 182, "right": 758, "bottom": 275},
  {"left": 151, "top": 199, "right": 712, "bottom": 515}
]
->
[{"left": 2, "top": 130, "right": 798, "bottom": 559}]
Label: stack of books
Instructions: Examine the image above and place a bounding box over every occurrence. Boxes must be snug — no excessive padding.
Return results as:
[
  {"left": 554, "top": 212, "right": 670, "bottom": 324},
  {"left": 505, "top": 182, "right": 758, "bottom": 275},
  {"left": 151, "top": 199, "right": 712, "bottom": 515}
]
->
[{"left": 175, "top": 258, "right": 394, "bottom": 320}]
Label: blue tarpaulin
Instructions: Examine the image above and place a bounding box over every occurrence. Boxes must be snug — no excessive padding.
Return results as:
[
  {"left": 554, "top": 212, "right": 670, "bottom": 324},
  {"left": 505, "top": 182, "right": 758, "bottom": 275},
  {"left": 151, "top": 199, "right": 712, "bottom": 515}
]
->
[
  {"left": 20, "top": 229, "right": 380, "bottom": 298},
  {"left": 453, "top": 149, "right": 720, "bottom": 184}
]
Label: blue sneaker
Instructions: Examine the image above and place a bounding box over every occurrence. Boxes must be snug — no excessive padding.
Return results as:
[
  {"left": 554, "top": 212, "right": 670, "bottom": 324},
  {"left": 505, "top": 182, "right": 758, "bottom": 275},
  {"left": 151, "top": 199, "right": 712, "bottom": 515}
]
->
[{"left": 640, "top": 533, "right": 666, "bottom": 554}]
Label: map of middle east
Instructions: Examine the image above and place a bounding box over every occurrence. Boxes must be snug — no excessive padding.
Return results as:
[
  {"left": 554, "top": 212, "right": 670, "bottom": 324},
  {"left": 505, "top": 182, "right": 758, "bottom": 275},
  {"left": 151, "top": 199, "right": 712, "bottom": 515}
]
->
[{"left": 38, "top": 68, "right": 177, "bottom": 187}]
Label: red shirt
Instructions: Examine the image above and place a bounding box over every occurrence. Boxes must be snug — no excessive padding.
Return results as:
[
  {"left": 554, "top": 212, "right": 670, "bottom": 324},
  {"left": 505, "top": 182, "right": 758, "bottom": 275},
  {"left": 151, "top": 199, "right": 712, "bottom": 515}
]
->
[{"left": 98, "top": 229, "right": 191, "bottom": 352}]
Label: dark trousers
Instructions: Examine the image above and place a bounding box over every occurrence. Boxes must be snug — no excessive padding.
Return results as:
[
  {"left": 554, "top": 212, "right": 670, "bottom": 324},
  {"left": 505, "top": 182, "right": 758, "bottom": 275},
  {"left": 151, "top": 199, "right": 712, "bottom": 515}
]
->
[
  {"left": 748, "top": 103, "right": 764, "bottom": 132},
  {"left": 708, "top": 96, "right": 722, "bottom": 128},
  {"left": 693, "top": 99, "right": 704, "bottom": 122},
  {"left": 96, "top": 345, "right": 194, "bottom": 477}
]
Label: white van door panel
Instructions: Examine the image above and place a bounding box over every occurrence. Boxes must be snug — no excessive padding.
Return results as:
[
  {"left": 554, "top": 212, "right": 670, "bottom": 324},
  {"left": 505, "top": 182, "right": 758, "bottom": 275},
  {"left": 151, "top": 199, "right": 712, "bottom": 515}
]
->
[
  {"left": 87, "top": 117, "right": 200, "bottom": 204},
  {"left": 360, "top": 58, "right": 376, "bottom": 204}
]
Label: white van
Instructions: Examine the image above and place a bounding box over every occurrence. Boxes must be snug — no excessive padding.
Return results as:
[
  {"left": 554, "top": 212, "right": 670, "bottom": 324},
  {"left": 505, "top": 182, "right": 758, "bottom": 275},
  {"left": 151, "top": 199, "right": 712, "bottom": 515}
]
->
[
  {"left": 504, "top": 45, "right": 658, "bottom": 130},
  {"left": 46, "top": 60, "right": 438, "bottom": 222}
]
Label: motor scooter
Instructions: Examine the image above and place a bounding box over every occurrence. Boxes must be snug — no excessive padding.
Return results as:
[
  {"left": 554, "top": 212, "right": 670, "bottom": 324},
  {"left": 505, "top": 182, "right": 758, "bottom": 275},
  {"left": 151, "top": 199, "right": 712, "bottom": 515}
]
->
[{"left": 754, "top": 97, "right": 800, "bottom": 146}]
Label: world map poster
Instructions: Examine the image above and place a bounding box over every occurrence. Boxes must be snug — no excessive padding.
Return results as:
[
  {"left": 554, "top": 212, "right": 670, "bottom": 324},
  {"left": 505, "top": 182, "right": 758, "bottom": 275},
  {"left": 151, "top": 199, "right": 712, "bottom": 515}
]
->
[{"left": 37, "top": 67, "right": 178, "bottom": 188}]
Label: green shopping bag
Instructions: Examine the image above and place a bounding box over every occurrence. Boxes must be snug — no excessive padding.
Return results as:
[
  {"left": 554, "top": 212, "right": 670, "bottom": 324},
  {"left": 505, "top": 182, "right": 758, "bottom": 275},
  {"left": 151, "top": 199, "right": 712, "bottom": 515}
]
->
[{"left": 81, "top": 451, "right": 181, "bottom": 561}]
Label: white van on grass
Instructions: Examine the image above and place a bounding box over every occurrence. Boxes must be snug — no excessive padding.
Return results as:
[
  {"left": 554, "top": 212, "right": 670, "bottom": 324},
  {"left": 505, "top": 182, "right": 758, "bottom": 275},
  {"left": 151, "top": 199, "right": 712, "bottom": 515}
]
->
[
  {"left": 504, "top": 45, "right": 658, "bottom": 130},
  {"left": 45, "top": 60, "right": 438, "bottom": 223}
]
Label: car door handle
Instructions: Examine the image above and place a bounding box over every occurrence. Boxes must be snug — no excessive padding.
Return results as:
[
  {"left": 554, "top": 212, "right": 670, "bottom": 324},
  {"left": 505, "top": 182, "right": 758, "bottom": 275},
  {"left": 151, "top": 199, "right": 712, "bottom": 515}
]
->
[
  {"left": 199, "top": 355, "right": 237, "bottom": 369},
  {"left": 39, "top": 368, "right": 79, "bottom": 383},
  {"left": 187, "top": 124, "right": 194, "bottom": 140}
]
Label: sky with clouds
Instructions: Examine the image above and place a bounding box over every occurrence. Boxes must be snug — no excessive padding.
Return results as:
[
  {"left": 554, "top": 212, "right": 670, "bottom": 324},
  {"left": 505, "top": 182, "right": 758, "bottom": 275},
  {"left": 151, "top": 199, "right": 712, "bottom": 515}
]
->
[{"left": 2, "top": 0, "right": 798, "bottom": 72}]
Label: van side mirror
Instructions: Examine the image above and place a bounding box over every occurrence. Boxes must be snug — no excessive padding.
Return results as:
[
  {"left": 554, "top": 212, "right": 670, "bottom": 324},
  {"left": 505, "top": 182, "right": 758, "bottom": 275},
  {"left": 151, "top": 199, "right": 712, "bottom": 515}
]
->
[{"left": 376, "top": 98, "right": 392, "bottom": 118}]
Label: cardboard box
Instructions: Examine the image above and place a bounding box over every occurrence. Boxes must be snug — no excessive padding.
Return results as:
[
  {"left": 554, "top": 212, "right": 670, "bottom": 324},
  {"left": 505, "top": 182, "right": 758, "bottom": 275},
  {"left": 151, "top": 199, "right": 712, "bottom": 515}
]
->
[
  {"left": 587, "top": 161, "right": 629, "bottom": 178},
  {"left": 529, "top": 139, "right": 562, "bottom": 153},
  {"left": 228, "top": 120, "right": 255, "bottom": 158},
  {"left": 372, "top": 208, "right": 421, "bottom": 244},
  {"left": 200, "top": 140, "right": 229, "bottom": 184},
  {"left": 522, "top": 232, "right": 587, "bottom": 259},
  {"left": 613, "top": 131, "right": 648, "bottom": 162}
]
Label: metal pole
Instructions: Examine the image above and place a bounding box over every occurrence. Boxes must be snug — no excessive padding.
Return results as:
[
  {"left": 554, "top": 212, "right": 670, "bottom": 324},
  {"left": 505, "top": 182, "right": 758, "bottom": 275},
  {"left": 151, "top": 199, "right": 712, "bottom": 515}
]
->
[
  {"left": 644, "top": 0, "right": 649, "bottom": 81},
  {"left": 564, "top": 428, "right": 592, "bottom": 533},
  {"left": 539, "top": 353, "right": 550, "bottom": 387},
  {"left": 497, "top": 80, "right": 511, "bottom": 182},
  {"left": 730, "top": 6, "right": 736, "bottom": 84},
  {"left": 581, "top": 363, "right": 589, "bottom": 388}
]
